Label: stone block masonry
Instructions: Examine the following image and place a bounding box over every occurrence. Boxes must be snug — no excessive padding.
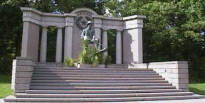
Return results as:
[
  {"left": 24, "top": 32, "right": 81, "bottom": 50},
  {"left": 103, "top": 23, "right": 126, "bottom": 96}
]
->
[
  {"left": 129, "top": 61, "right": 189, "bottom": 91},
  {"left": 11, "top": 57, "right": 34, "bottom": 93}
]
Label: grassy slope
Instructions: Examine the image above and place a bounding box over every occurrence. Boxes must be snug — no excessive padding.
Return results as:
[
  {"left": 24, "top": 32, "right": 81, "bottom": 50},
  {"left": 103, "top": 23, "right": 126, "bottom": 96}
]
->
[
  {"left": 189, "top": 83, "right": 205, "bottom": 95},
  {"left": 0, "top": 74, "right": 13, "bottom": 98}
]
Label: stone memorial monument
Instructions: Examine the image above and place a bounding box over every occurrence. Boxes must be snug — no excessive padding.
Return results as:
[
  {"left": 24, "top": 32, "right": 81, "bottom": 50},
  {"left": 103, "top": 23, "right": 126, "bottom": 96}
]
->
[{"left": 4, "top": 7, "right": 201, "bottom": 103}]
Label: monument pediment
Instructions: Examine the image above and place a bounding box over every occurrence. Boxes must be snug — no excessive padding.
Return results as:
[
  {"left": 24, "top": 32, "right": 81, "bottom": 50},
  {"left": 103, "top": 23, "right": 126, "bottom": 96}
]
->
[
  {"left": 71, "top": 8, "right": 97, "bottom": 30},
  {"left": 71, "top": 8, "right": 98, "bottom": 16}
]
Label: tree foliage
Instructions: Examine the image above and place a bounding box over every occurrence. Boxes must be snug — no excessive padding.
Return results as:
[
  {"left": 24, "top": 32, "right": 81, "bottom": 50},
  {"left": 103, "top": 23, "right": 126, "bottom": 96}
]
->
[{"left": 105, "top": 0, "right": 205, "bottom": 81}]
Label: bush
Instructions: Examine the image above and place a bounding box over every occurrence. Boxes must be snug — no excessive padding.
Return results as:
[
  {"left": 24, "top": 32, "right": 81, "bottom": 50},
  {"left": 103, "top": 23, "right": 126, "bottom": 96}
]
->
[
  {"left": 64, "top": 58, "right": 75, "bottom": 67},
  {"left": 78, "top": 40, "right": 109, "bottom": 66}
]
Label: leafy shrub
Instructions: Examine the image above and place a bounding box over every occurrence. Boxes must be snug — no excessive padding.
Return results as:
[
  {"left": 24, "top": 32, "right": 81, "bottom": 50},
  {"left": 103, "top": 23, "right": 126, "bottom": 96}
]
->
[
  {"left": 78, "top": 40, "right": 107, "bottom": 66},
  {"left": 64, "top": 58, "right": 75, "bottom": 67}
]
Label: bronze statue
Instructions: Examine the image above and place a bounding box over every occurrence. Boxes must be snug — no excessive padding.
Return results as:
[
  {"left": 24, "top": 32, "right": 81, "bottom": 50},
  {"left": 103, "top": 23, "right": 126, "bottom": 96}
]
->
[{"left": 81, "top": 21, "right": 106, "bottom": 52}]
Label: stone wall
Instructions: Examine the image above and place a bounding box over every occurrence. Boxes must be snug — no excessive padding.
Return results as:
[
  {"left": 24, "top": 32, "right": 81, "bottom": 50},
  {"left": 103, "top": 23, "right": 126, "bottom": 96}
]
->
[
  {"left": 11, "top": 57, "right": 34, "bottom": 93},
  {"left": 128, "top": 61, "right": 189, "bottom": 91}
]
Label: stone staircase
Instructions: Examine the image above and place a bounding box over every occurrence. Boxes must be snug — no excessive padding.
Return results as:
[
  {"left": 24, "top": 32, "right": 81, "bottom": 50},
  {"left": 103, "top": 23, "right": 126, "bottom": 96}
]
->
[{"left": 4, "top": 65, "right": 204, "bottom": 102}]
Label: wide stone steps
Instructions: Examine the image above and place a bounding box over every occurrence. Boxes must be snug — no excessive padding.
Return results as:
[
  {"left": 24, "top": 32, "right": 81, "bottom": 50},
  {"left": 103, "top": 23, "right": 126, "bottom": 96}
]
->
[
  {"left": 26, "top": 89, "right": 183, "bottom": 94},
  {"left": 30, "top": 82, "right": 170, "bottom": 86},
  {"left": 4, "top": 95, "right": 203, "bottom": 102},
  {"left": 32, "top": 74, "right": 160, "bottom": 77},
  {"left": 32, "top": 77, "right": 166, "bottom": 81},
  {"left": 34, "top": 68, "right": 153, "bottom": 71},
  {"left": 30, "top": 86, "right": 175, "bottom": 90},
  {"left": 35, "top": 64, "right": 128, "bottom": 68},
  {"left": 31, "top": 80, "right": 169, "bottom": 83},
  {"left": 33, "top": 71, "right": 156, "bottom": 75},
  {"left": 16, "top": 92, "right": 194, "bottom": 98},
  {"left": 4, "top": 67, "right": 204, "bottom": 103}
]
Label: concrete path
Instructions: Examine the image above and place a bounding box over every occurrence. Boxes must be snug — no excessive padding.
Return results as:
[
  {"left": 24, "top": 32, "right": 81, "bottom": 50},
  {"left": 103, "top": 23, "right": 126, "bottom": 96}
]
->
[
  {"left": 0, "top": 98, "right": 205, "bottom": 103},
  {"left": 118, "top": 99, "right": 205, "bottom": 103},
  {"left": 0, "top": 99, "right": 4, "bottom": 103}
]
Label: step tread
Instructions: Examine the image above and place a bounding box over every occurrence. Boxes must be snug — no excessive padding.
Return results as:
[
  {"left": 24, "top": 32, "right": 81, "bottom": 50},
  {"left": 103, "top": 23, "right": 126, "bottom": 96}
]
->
[
  {"left": 16, "top": 92, "right": 194, "bottom": 98},
  {"left": 30, "top": 86, "right": 176, "bottom": 90},
  {"left": 34, "top": 68, "right": 148, "bottom": 70},
  {"left": 31, "top": 77, "right": 166, "bottom": 80},
  {"left": 32, "top": 78, "right": 164, "bottom": 83},
  {"left": 30, "top": 82, "right": 170, "bottom": 86},
  {"left": 26, "top": 89, "right": 183, "bottom": 94},
  {"left": 4, "top": 95, "right": 203, "bottom": 102},
  {"left": 32, "top": 74, "right": 160, "bottom": 77},
  {"left": 33, "top": 72, "right": 156, "bottom": 75}
]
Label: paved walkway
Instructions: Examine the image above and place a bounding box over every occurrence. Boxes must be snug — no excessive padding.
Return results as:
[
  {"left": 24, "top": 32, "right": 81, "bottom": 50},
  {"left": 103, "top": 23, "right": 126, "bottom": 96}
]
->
[
  {"left": 128, "top": 99, "right": 205, "bottom": 103},
  {"left": 0, "top": 99, "right": 3, "bottom": 103},
  {"left": 1, "top": 99, "right": 205, "bottom": 103}
]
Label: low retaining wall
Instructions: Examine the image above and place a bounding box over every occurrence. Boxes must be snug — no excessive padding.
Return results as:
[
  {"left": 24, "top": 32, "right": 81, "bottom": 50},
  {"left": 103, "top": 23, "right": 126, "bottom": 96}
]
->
[
  {"left": 129, "top": 61, "right": 189, "bottom": 91},
  {"left": 11, "top": 57, "right": 34, "bottom": 93}
]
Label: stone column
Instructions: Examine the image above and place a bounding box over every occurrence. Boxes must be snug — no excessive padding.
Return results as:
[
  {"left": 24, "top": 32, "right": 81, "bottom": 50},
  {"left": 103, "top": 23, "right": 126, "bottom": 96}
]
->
[
  {"left": 94, "top": 18, "right": 102, "bottom": 48},
  {"left": 40, "top": 26, "right": 47, "bottom": 63},
  {"left": 95, "top": 28, "right": 101, "bottom": 43},
  {"left": 64, "top": 26, "right": 73, "bottom": 60},
  {"left": 116, "top": 30, "right": 122, "bottom": 64},
  {"left": 123, "top": 15, "right": 146, "bottom": 64},
  {"left": 21, "top": 21, "right": 30, "bottom": 57},
  {"left": 21, "top": 21, "right": 40, "bottom": 62},
  {"left": 64, "top": 17, "right": 74, "bottom": 61},
  {"left": 102, "top": 29, "right": 108, "bottom": 56},
  {"left": 56, "top": 27, "right": 63, "bottom": 63}
]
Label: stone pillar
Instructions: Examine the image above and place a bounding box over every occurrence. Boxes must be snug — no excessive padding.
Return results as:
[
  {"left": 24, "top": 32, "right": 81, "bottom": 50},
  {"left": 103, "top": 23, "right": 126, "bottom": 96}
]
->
[
  {"left": 116, "top": 30, "right": 122, "bottom": 64},
  {"left": 94, "top": 18, "right": 102, "bottom": 48},
  {"left": 103, "top": 29, "right": 108, "bottom": 56},
  {"left": 21, "top": 21, "right": 40, "bottom": 62},
  {"left": 64, "top": 17, "right": 74, "bottom": 60},
  {"left": 40, "top": 26, "right": 47, "bottom": 63},
  {"left": 56, "top": 27, "right": 63, "bottom": 63},
  {"left": 64, "top": 26, "right": 73, "bottom": 60},
  {"left": 123, "top": 15, "right": 146, "bottom": 64},
  {"left": 21, "top": 22, "right": 30, "bottom": 57},
  {"left": 95, "top": 28, "right": 101, "bottom": 44}
]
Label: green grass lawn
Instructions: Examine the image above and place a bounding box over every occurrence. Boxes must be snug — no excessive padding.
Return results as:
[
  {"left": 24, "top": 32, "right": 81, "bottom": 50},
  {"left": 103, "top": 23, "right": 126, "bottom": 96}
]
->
[
  {"left": 0, "top": 74, "right": 13, "bottom": 98},
  {"left": 189, "top": 83, "right": 205, "bottom": 95}
]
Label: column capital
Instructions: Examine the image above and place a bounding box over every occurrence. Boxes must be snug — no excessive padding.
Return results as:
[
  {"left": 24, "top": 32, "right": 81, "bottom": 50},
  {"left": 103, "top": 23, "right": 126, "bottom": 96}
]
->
[
  {"left": 102, "top": 28, "right": 109, "bottom": 31},
  {"left": 57, "top": 26, "right": 64, "bottom": 29},
  {"left": 65, "top": 16, "right": 75, "bottom": 27},
  {"left": 65, "top": 25, "right": 74, "bottom": 27},
  {"left": 94, "top": 27, "right": 101, "bottom": 29},
  {"left": 116, "top": 29, "right": 123, "bottom": 32},
  {"left": 123, "top": 18, "right": 144, "bottom": 30},
  {"left": 42, "top": 25, "right": 48, "bottom": 28}
]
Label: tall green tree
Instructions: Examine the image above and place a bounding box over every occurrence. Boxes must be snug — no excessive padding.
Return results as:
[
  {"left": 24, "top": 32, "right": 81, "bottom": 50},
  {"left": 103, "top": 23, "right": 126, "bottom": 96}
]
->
[
  {"left": 55, "top": 0, "right": 104, "bottom": 14},
  {"left": 105, "top": 0, "right": 205, "bottom": 81}
]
